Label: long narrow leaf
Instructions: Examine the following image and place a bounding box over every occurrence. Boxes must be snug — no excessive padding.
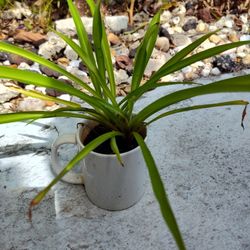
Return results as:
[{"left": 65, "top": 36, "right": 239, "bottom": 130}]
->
[
  {"left": 93, "top": 1, "right": 105, "bottom": 81},
  {"left": 110, "top": 137, "right": 124, "bottom": 166},
  {"left": 0, "top": 66, "right": 87, "bottom": 99},
  {"left": 133, "top": 132, "right": 186, "bottom": 250},
  {"left": 146, "top": 100, "right": 249, "bottom": 125},
  {"left": 85, "top": 0, "right": 96, "bottom": 15},
  {"left": 119, "top": 81, "right": 201, "bottom": 108},
  {"left": 67, "top": 0, "right": 96, "bottom": 66},
  {"left": 0, "top": 42, "right": 95, "bottom": 95},
  {"left": 131, "top": 74, "right": 250, "bottom": 126},
  {"left": 161, "top": 30, "right": 220, "bottom": 69},
  {"left": 0, "top": 111, "right": 93, "bottom": 124},
  {"left": 101, "top": 21, "right": 116, "bottom": 97},
  {"left": 149, "top": 40, "right": 250, "bottom": 84},
  {"left": 131, "top": 12, "right": 160, "bottom": 91},
  {"left": 1, "top": 66, "right": 122, "bottom": 115},
  {"left": 29, "top": 131, "right": 122, "bottom": 211},
  {"left": 9, "top": 87, "right": 81, "bottom": 108}
]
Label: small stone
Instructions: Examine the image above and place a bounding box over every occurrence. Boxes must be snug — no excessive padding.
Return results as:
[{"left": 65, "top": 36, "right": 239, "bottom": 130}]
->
[
  {"left": 115, "top": 55, "right": 133, "bottom": 73},
  {"left": 198, "top": 8, "right": 214, "bottom": 23},
  {"left": 211, "top": 67, "right": 221, "bottom": 75},
  {"left": 182, "top": 19, "right": 197, "bottom": 31},
  {"left": 14, "top": 30, "right": 46, "bottom": 46},
  {"left": 242, "top": 55, "right": 250, "bottom": 65},
  {"left": 79, "top": 62, "right": 87, "bottom": 72},
  {"left": 39, "top": 65, "right": 61, "bottom": 78},
  {"left": 108, "top": 33, "right": 121, "bottom": 45},
  {"left": 18, "top": 62, "right": 31, "bottom": 70},
  {"left": 114, "top": 69, "right": 129, "bottom": 85},
  {"left": 224, "top": 19, "right": 234, "bottom": 29},
  {"left": 57, "top": 57, "right": 69, "bottom": 67},
  {"left": 201, "top": 66, "right": 211, "bottom": 77},
  {"left": 129, "top": 48, "right": 137, "bottom": 58},
  {"left": 159, "top": 26, "right": 172, "bottom": 40},
  {"left": 240, "top": 35, "right": 250, "bottom": 41},
  {"left": 55, "top": 17, "right": 93, "bottom": 36},
  {"left": 228, "top": 33, "right": 239, "bottom": 42},
  {"left": 144, "top": 58, "right": 165, "bottom": 78},
  {"left": 155, "top": 37, "right": 170, "bottom": 52},
  {"left": 0, "top": 84, "right": 19, "bottom": 104},
  {"left": 239, "top": 14, "right": 248, "bottom": 24},
  {"left": 181, "top": 66, "right": 193, "bottom": 74},
  {"left": 8, "top": 54, "right": 33, "bottom": 66},
  {"left": 105, "top": 16, "right": 128, "bottom": 34},
  {"left": 172, "top": 34, "right": 192, "bottom": 47},
  {"left": 209, "top": 34, "right": 222, "bottom": 44},
  {"left": 196, "top": 22, "right": 207, "bottom": 32},
  {"left": 18, "top": 98, "right": 46, "bottom": 111},
  {"left": 160, "top": 11, "right": 172, "bottom": 23},
  {"left": 184, "top": 71, "right": 198, "bottom": 80},
  {"left": 212, "top": 55, "right": 237, "bottom": 73},
  {"left": 64, "top": 44, "right": 78, "bottom": 61},
  {"left": 38, "top": 32, "right": 66, "bottom": 60},
  {"left": 172, "top": 16, "right": 181, "bottom": 25},
  {"left": 0, "top": 52, "right": 8, "bottom": 62}
]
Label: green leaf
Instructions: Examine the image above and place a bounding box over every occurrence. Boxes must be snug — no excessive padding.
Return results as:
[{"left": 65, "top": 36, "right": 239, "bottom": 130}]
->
[
  {"left": 110, "top": 137, "right": 124, "bottom": 166},
  {"left": 67, "top": 0, "right": 96, "bottom": 66},
  {"left": 9, "top": 87, "right": 81, "bottom": 108},
  {"left": 120, "top": 81, "right": 201, "bottom": 109},
  {"left": 146, "top": 100, "right": 249, "bottom": 125},
  {"left": 101, "top": 19, "right": 116, "bottom": 97},
  {"left": 0, "top": 66, "right": 87, "bottom": 99},
  {"left": 0, "top": 66, "right": 123, "bottom": 119},
  {"left": 132, "top": 74, "right": 250, "bottom": 126},
  {"left": 85, "top": 0, "right": 96, "bottom": 15},
  {"left": 0, "top": 110, "right": 91, "bottom": 124},
  {"left": 131, "top": 12, "right": 161, "bottom": 91},
  {"left": 133, "top": 132, "right": 186, "bottom": 250},
  {"left": 29, "top": 131, "right": 122, "bottom": 209},
  {"left": 0, "top": 42, "right": 95, "bottom": 95},
  {"left": 93, "top": 1, "right": 105, "bottom": 81},
  {"left": 159, "top": 30, "right": 220, "bottom": 70},
  {"left": 150, "top": 40, "right": 250, "bottom": 84}
]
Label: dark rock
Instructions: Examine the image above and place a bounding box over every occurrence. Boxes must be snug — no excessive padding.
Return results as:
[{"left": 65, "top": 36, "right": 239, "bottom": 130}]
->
[
  {"left": 212, "top": 55, "right": 238, "bottom": 73},
  {"left": 79, "top": 61, "right": 87, "bottom": 72},
  {"left": 182, "top": 19, "right": 198, "bottom": 31},
  {"left": 129, "top": 48, "right": 137, "bottom": 58},
  {"left": 46, "top": 78, "right": 72, "bottom": 97},
  {"left": 197, "top": 8, "right": 214, "bottom": 23},
  {"left": 0, "top": 52, "right": 8, "bottom": 62},
  {"left": 39, "top": 65, "right": 61, "bottom": 78},
  {"left": 8, "top": 54, "right": 33, "bottom": 65},
  {"left": 159, "top": 26, "right": 172, "bottom": 41},
  {"left": 185, "top": 1, "right": 197, "bottom": 11}
]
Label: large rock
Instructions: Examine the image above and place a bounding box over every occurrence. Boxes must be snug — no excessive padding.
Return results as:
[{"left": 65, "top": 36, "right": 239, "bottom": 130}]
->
[
  {"left": 105, "top": 16, "right": 128, "bottom": 33},
  {"left": 14, "top": 30, "right": 47, "bottom": 46},
  {"left": 55, "top": 16, "right": 128, "bottom": 36},
  {"left": 55, "top": 17, "right": 93, "bottom": 36},
  {"left": 38, "top": 32, "right": 66, "bottom": 59},
  {"left": 0, "top": 83, "right": 19, "bottom": 104},
  {"left": 172, "top": 34, "right": 192, "bottom": 47}
]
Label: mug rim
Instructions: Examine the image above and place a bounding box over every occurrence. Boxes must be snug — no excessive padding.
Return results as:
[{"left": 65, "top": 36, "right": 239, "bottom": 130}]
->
[{"left": 76, "top": 124, "right": 147, "bottom": 158}]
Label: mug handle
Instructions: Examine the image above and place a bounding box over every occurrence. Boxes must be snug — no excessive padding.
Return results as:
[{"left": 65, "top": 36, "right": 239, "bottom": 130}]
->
[{"left": 51, "top": 133, "right": 84, "bottom": 184}]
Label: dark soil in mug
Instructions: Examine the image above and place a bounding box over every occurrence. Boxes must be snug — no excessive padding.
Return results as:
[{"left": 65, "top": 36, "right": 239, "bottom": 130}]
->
[{"left": 83, "top": 124, "right": 146, "bottom": 154}]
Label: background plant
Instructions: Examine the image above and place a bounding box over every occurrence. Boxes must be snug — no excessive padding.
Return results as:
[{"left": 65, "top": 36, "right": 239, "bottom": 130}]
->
[{"left": 0, "top": 0, "right": 250, "bottom": 249}]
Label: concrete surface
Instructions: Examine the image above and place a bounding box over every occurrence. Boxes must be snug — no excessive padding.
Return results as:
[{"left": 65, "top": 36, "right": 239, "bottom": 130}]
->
[{"left": 0, "top": 70, "right": 250, "bottom": 250}]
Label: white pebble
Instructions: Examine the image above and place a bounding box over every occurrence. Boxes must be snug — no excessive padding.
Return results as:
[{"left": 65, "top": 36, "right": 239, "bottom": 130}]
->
[{"left": 211, "top": 67, "right": 221, "bottom": 75}]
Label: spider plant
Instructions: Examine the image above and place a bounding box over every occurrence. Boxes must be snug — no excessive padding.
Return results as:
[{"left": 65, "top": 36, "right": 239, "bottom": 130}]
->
[{"left": 0, "top": 0, "right": 250, "bottom": 249}]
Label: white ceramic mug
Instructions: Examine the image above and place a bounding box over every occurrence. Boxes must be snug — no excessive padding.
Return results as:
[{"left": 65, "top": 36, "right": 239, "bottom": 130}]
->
[{"left": 51, "top": 122, "right": 147, "bottom": 210}]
